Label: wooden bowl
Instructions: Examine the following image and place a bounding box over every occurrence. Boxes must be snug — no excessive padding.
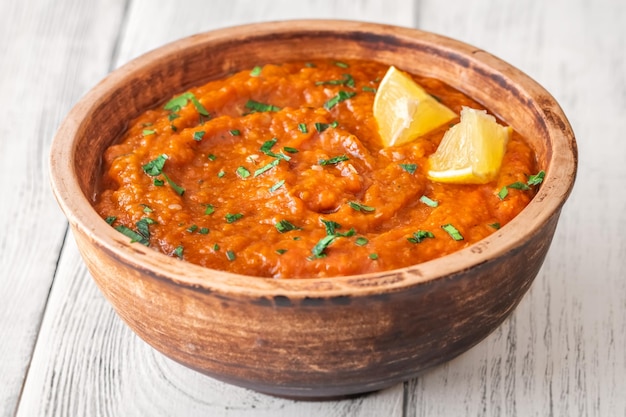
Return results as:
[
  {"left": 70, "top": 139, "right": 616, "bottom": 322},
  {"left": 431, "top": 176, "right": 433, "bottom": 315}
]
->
[{"left": 49, "top": 20, "right": 577, "bottom": 399}]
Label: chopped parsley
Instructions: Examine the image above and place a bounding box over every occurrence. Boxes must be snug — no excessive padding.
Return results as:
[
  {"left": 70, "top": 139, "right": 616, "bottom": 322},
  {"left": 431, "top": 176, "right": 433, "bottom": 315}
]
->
[
  {"left": 142, "top": 154, "right": 185, "bottom": 195},
  {"left": 199, "top": 227, "right": 210, "bottom": 234},
  {"left": 298, "top": 123, "right": 308, "bottom": 133},
  {"left": 105, "top": 216, "right": 117, "bottom": 225},
  {"left": 275, "top": 220, "right": 302, "bottom": 233},
  {"left": 229, "top": 129, "right": 241, "bottom": 136},
  {"left": 142, "top": 129, "right": 156, "bottom": 136},
  {"left": 362, "top": 86, "right": 377, "bottom": 93},
  {"left": 319, "top": 154, "right": 348, "bottom": 166},
  {"left": 399, "top": 163, "right": 417, "bottom": 174},
  {"left": 217, "top": 170, "right": 225, "bottom": 178},
  {"left": 115, "top": 225, "right": 149, "bottom": 245},
  {"left": 142, "top": 154, "right": 168, "bottom": 176},
  {"left": 162, "top": 172, "right": 185, "bottom": 196},
  {"left": 528, "top": 170, "right": 545, "bottom": 185},
  {"left": 269, "top": 180, "right": 285, "bottom": 192},
  {"left": 236, "top": 166, "right": 251, "bottom": 178},
  {"left": 226, "top": 250, "right": 236, "bottom": 261},
  {"left": 314, "top": 121, "right": 338, "bottom": 132},
  {"left": 334, "top": 61, "right": 349, "bottom": 68},
  {"left": 310, "top": 235, "right": 337, "bottom": 259},
  {"left": 348, "top": 201, "right": 375, "bottom": 212},
  {"left": 174, "top": 245, "right": 184, "bottom": 258},
  {"left": 408, "top": 230, "right": 434, "bottom": 244},
  {"left": 207, "top": 154, "right": 217, "bottom": 161},
  {"left": 442, "top": 224, "right": 464, "bottom": 241},
  {"left": 419, "top": 195, "right": 439, "bottom": 208},
  {"left": 140, "top": 204, "right": 153, "bottom": 213},
  {"left": 369, "top": 253, "right": 379, "bottom": 260},
  {"left": 225, "top": 213, "right": 243, "bottom": 223},
  {"left": 355, "top": 237, "right": 369, "bottom": 246},
  {"left": 186, "top": 224, "right": 198, "bottom": 233},
  {"left": 321, "top": 219, "right": 341, "bottom": 235},
  {"left": 276, "top": 249, "right": 287, "bottom": 255},
  {"left": 324, "top": 90, "right": 356, "bottom": 110},
  {"left": 283, "top": 146, "right": 299, "bottom": 154},
  {"left": 316, "top": 73, "right": 355, "bottom": 88},
  {"left": 164, "top": 92, "right": 209, "bottom": 116},
  {"left": 250, "top": 66, "right": 262, "bottom": 77},
  {"left": 489, "top": 222, "right": 501, "bottom": 230},
  {"left": 254, "top": 159, "right": 280, "bottom": 177},
  {"left": 193, "top": 131, "right": 206, "bottom": 141},
  {"left": 245, "top": 99, "right": 280, "bottom": 113}
]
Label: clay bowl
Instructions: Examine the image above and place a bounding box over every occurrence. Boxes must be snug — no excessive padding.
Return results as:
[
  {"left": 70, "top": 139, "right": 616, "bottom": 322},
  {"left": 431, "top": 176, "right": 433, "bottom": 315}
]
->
[{"left": 49, "top": 20, "right": 577, "bottom": 399}]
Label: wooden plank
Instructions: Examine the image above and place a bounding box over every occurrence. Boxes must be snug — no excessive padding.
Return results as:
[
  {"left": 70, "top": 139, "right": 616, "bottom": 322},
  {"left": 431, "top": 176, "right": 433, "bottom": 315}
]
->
[
  {"left": 0, "top": 0, "right": 126, "bottom": 416},
  {"left": 17, "top": 1, "right": 415, "bottom": 416},
  {"left": 407, "top": 0, "right": 626, "bottom": 416}
]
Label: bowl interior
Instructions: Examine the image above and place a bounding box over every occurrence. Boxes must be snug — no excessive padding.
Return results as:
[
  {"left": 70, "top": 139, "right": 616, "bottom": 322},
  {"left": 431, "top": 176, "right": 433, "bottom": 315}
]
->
[{"left": 50, "top": 20, "right": 577, "bottom": 296}]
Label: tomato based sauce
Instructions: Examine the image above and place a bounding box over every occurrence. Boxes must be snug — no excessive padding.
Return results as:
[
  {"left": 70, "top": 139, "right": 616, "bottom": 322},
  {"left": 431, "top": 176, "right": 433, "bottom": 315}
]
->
[{"left": 95, "top": 60, "right": 539, "bottom": 278}]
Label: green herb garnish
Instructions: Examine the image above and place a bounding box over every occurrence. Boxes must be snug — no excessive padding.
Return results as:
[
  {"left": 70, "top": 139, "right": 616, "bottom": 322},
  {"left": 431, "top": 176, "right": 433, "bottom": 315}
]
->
[
  {"left": 298, "top": 123, "right": 308, "bottom": 133},
  {"left": 362, "top": 86, "right": 377, "bottom": 93},
  {"left": 348, "top": 201, "right": 375, "bottom": 212},
  {"left": 399, "top": 163, "right": 417, "bottom": 174},
  {"left": 269, "top": 180, "right": 285, "bottom": 192},
  {"left": 310, "top": 235, "right": 337, "bottom": 258},
  {"left": 528, "top": 170, "right": 545, "bottom": 186},
  {"left": 250, "top": 66, "right": 262, "bottom": 77},
  {"left": 408, "top": 230, "right": 434, "bottom": 243},
  {"left": 225, "top": 213, "right": 243, "bottom": 223},
  {"left": 420, "top": 195, "right": 439, "bottom": 208},
  {"left": 275, "top": 220, "right": 302, "bottom": 233},
  {"left": 193, "top": 131, "right": 206, "bottom": 141},
  {"left": 319, "top": 155, "right": 349, "bottom": 166},
  {"left": 314, "top": 121, "right": 338, "bottom": 133},
  {"left": 236, "top": 166, "right": 251, "bottom": 178},
  {"left": 207, "top": 154, "right": 217, "bottom": 161},
  {"left": 276, "top": 249, "right": 287, "bottom": 255},
  {"left": 164, "top": 92, "right": 209, "bottom": 116},
  {"left": 186, "top": 224, "right": 198, "bottom": 233},
  {"left": 316, "top": 73, "right": 355, "bottom": 88},
  {"left": 229, "top": 129, "right": 241, "bottom": 136},
  {"left": 369, "top": 253, "right": 379, "bottom": 260},
  {"left": 324, "top": 90, "right": 356, "bottom": 110},
  {"left": 115, "top": 225, "right": 149, "bottom": 246},
  {"left": 254, "top": 159, "right": 280, "bottom": 177},
  {"left": 489, "top": 222, "right": 501, "bottom": 229},
  {"left": 162, "top": 172, "right": 185, "bottom": 196},
  {"left": 199, "top": 227, "right": 210, "bottom": 235},
  {"left": 226, "top": 250, "right": 236, "bottom": 261},
  {"left": 355, "top": 237, "right": 369, "bottom": 246},
  {"left": 334, "top": 61, "right": 349, "bottom": 68},
  {"left": 442, "top": 224, "right": 464, "bottom": 241},
  {"left": 142, "top": 129, "right": 156, "bottom": 136},
  {"left": 245, "top": 99, "right": 280, "bottom": 113},
  {"left": 203, "top": 204, "right": 215, "bottom": 216},
  {"left": 105, "top": 216, "right": 117, "bottom": 225},
  {"left": 143, "top": 155, "right": 168, "bottom": 176},
  {"left": 217, "top": 170, "right": 225, "bottom": 178},
  {"left": 174, "top": 245, "right": 184, "bottom": 258},
  {"left": 283, "top": 146, "right": 299, "bottom": 154}
]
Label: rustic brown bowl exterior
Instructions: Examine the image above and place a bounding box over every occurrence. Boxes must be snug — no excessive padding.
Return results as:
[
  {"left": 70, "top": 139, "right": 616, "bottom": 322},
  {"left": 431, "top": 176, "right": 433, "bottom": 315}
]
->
[{"left": 49, "top": 21, "right": 577, "bottom": 399}]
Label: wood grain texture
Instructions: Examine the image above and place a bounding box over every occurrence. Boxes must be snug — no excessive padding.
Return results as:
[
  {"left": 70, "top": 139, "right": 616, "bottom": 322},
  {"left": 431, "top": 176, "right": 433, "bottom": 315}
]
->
[
  {"left": 0, "top": 0, "right": 126, "bottom": 416},
  {"left": 411, "top": 0, "right": 626, "bottom": 416},
  {"left": 8, "top": 0, "right": 626, "bottom": 415},
  {"left": 18, "top": 0, "right": 414, "bottom": 415}
]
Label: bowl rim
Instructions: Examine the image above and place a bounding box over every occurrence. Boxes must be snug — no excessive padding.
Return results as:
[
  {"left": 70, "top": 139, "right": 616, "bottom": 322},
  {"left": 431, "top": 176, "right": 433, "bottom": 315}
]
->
[{"left": 49, "top": 19, "right": 577, "bottom": 298}]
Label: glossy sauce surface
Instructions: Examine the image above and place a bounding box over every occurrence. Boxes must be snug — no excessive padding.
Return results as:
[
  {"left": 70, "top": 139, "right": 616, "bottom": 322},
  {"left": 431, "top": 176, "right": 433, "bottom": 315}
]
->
[{"left": 95, "top": 60, "right": 538, "bottom": 278}]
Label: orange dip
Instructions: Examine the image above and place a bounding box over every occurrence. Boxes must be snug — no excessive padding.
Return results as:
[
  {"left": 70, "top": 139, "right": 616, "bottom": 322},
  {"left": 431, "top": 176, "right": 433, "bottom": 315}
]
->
[{"left": 95, "top": 60, "right": 539, "bottom": 278}]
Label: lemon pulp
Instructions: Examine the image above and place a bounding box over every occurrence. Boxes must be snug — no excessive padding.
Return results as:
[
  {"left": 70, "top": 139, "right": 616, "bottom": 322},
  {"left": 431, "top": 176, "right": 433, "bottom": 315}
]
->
[
  {"left": 373, "top": 66, "right": 457, "bottom": 147},
  {"left": 427, "top": 107, "right": 511, "bottom": 184}
]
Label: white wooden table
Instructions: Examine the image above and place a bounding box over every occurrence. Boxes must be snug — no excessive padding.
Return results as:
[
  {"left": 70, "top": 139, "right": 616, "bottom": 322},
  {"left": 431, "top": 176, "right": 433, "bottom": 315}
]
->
[{"left": 1, "top": 0, "right": 624, "bottom": 415}]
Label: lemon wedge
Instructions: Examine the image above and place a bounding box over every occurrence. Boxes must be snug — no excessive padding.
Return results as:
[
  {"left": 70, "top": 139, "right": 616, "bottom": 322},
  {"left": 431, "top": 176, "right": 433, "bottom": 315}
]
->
[
  {"left": 427, "top": 107, "right": 511, "bottom": 184},
  {"left": 373, "top": 66, "right": 457, "bottom": 147}
]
